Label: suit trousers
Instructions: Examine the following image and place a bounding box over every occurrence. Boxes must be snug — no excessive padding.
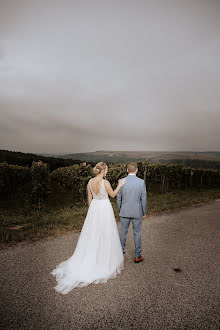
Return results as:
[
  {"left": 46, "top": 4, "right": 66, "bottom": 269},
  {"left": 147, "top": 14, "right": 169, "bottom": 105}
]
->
[{"left": 119, "top": 216, "right": 142, "bottom": 258}]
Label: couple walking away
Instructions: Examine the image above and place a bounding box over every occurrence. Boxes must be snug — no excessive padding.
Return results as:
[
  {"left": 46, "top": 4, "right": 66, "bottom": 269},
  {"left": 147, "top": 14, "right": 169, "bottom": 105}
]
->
[{"left": 50, "top": 162, "right": 147, "bottom": 294}]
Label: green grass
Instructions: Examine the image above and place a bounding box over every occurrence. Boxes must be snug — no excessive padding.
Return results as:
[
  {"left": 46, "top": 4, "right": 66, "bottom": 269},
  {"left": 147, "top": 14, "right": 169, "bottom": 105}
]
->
[
  {"left": 1, "top": 186, "right": 220, "bottom": 249},
  {"left": 146, "top": 187, "right": 220, "bottom": 214}
]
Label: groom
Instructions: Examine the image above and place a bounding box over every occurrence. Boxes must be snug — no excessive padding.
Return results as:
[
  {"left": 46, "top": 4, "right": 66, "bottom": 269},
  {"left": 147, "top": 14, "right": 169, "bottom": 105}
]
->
[{"left": 116, "top": 162, "right": 147, "bottom": 263}]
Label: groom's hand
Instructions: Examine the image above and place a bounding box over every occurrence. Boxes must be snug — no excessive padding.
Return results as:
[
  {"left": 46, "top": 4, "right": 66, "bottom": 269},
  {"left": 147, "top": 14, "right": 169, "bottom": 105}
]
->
[{"left": 142, "top": 214, "right": 147, "bottom": 219}]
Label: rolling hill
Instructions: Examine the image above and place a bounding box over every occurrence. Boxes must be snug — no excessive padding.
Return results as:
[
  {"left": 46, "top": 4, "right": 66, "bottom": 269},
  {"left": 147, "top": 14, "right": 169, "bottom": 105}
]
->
[
  {"left": 54, "top": 151, "right": 220, "bottom": 169},
  {"left": 1, "top": 150, "right": 220, "bottom": 170}
]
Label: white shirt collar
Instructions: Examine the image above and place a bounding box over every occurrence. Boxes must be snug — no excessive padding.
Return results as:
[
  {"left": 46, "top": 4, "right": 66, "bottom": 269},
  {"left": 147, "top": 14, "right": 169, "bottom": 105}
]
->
[{"left": 128, "top": 173, "right": 136, "bottom": 175}]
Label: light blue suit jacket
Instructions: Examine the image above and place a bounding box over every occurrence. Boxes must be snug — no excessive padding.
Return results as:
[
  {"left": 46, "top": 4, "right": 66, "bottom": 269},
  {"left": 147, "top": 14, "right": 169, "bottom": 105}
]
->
[{"left": 116, "top": 174, "right": 147, "bottom": 219}]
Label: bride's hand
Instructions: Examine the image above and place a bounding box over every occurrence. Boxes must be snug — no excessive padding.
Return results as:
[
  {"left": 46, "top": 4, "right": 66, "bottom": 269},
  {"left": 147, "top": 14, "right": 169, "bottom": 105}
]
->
[{"left": 118, "top": 178, "right": 126, "bottom": 187}]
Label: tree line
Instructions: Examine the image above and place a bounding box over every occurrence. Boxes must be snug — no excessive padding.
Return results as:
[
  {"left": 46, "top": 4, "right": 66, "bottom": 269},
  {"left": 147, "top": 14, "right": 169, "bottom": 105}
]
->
[
  {"left": 0, "top": 149, "right": 85, "bottom": 171},
  {"left": 1, "top": 160, "right": 220, "bottom": 211}
]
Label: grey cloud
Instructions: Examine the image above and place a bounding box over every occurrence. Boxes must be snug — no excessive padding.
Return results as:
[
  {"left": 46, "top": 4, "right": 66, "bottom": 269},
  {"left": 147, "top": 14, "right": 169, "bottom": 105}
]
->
[{"left": 0, "top": 0, "right": 220, "bottom": 153}]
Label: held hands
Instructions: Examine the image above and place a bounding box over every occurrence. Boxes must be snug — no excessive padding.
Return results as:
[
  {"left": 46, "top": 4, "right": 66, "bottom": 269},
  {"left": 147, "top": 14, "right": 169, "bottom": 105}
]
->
[{"left": 118, "top": 178, "right": 126, "bottom": 187}]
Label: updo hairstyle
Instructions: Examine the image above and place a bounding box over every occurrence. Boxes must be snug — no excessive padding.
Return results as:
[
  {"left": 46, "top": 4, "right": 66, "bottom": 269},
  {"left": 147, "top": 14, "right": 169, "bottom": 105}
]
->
[{"left": 93, "top": 162, "right": 107, "bottom": 175}]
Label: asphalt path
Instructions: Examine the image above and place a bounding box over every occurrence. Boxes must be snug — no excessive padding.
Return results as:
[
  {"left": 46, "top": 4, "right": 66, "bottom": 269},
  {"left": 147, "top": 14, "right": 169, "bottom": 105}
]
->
[{"left": 1, "top": 200, "right": 220, "bottom": 329}]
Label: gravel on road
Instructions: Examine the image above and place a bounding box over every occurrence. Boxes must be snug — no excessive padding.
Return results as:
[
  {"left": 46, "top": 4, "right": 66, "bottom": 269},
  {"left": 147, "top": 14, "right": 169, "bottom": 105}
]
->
[{"left": 1, "top": 200, "right": 220, "bottom": 329}]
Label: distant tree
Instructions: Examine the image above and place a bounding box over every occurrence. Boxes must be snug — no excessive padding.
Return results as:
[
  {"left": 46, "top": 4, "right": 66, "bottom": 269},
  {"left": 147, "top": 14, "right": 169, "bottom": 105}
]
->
[{"left": 30, "top": 160, "right": 51, "bottom": 211}]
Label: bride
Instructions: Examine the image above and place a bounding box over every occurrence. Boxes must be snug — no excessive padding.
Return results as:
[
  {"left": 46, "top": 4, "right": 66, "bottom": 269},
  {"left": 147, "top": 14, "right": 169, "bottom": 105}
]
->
[{"left": 50, "top": 161, "right": 126, "bottom": 294}]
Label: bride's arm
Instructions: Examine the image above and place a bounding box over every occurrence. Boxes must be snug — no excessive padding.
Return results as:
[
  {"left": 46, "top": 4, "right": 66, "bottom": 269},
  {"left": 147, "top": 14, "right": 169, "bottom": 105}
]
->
[
  {"left": 104, "top": 179, "right": 126, "bottom": 198},
  {"left": 87, "top": 183, "right": 92, "bottom": 206}
]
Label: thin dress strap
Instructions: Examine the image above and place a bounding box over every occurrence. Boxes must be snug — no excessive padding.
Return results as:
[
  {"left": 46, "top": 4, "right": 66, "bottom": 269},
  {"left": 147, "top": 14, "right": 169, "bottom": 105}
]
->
[{"left": 89, "top": 178, "right": 93, "bottom": 192}]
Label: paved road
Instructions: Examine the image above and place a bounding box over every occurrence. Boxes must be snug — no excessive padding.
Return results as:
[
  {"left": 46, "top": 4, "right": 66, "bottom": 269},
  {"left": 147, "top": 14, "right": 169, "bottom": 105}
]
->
[{"left": 1, "top": 200, "right": 220, "bottom": 329}]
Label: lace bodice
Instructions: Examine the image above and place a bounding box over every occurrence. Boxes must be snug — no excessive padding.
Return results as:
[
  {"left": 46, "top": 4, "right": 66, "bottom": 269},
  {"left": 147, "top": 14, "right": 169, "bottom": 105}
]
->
[{"left": 89, "top": 179, "right": 109, "bottom": 200}]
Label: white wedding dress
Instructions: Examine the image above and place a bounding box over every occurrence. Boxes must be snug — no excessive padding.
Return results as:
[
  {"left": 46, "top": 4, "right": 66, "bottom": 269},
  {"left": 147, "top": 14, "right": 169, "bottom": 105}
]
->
[{"left": 50, "top": 178, "right": 124, "bottom": 294}]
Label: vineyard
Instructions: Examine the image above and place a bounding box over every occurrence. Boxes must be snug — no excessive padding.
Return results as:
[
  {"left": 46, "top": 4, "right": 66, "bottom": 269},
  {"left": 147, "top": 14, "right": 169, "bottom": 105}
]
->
[{"left": 1, "top": 160, "right": 220, "bottom": 211}]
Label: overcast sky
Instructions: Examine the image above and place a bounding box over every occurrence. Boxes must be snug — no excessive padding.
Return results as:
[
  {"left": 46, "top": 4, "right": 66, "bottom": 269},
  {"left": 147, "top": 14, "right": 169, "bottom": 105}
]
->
[{"left": 0, "top": 0, "right": 219, "bottom": 154}]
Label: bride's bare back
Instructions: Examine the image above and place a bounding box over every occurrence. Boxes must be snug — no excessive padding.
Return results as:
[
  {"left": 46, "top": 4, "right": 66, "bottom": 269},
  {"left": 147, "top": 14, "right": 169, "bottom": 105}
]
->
[{"left": 90, "top": 177, "right": 103, "bottom": 195}]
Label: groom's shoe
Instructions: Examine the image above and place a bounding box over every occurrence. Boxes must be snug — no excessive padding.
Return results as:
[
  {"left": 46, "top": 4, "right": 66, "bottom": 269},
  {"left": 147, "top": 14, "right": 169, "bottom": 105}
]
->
[{"left": 134, "top": 256, "right": 144, "bottom": 263}]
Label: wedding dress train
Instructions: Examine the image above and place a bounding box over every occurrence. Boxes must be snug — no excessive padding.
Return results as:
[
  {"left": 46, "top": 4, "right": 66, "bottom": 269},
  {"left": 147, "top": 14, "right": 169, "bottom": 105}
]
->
[{"left": 50, "top": 178, "right": 124, "bottom": 294}]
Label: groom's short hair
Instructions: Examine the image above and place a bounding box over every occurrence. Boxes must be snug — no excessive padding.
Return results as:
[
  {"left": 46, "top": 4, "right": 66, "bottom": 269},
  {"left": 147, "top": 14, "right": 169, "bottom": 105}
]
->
[{"left": 127, "top": 162, "right": 138, "bottom": 173}]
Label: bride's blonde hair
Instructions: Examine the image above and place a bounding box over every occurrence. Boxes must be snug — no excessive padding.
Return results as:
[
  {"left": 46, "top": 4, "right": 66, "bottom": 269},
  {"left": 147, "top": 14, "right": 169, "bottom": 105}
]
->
[{"left": 93, "top": 162, "right": 107, "bottom": 175}]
